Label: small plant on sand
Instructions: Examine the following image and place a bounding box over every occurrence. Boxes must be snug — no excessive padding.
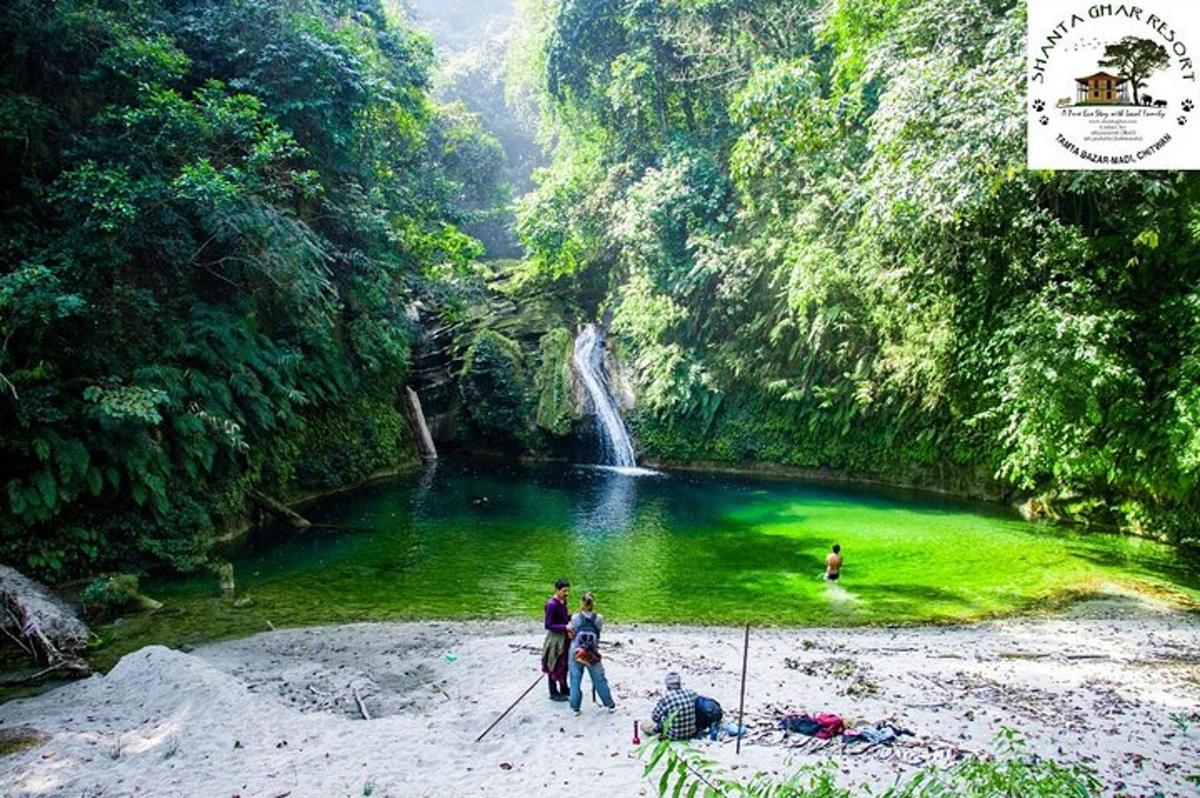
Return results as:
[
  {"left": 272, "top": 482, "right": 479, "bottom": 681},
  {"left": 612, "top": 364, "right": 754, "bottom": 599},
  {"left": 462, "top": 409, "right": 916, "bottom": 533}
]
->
[
  {"left": 639, "top": 727, "right": 1100, "bottom": 797},
  {"left": 1169, "top": 711, "right": 1196, "bottom": 734},
  {"left": 105, "top": 735, "right": 123, "bottom": 761}
]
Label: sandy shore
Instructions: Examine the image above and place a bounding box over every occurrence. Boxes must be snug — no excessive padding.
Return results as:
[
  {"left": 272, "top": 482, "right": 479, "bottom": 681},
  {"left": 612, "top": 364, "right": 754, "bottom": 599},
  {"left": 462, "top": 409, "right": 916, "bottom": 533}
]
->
[{"left": 1, "top": 593, "right": 1198, "bottom": 797}]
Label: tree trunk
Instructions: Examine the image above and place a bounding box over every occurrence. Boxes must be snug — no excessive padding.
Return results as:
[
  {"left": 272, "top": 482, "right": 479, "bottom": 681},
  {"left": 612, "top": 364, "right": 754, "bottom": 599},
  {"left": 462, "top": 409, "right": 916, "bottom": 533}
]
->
[{"left": 0, "top": 566, "right": 91, "bottom": 677}]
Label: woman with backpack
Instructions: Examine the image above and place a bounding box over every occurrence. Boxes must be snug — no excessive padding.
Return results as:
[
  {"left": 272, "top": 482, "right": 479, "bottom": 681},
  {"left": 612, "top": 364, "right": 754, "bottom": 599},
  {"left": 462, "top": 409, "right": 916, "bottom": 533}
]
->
[{"left": 567, "top": 591, "right": 616, "bottom": 716}]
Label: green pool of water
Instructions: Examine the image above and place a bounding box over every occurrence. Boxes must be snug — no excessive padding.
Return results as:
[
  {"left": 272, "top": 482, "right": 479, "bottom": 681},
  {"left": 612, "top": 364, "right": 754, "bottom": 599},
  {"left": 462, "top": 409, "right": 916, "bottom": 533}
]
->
[{"left": 95, "top": 459, "right": 1199, "bottom": 667}]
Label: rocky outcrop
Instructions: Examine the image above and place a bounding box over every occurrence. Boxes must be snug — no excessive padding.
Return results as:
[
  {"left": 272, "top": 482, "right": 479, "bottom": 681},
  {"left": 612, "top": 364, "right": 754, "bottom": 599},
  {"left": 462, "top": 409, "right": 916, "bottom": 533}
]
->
[{"left": 0, "top": 565, "right": 90, "bottom": 676}]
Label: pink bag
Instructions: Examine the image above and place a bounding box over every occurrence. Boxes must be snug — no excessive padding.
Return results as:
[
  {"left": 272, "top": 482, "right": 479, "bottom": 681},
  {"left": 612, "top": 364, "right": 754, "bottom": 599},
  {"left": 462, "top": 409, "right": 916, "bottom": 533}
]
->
[{"left": 813, "top": 713, "right": 845, "bottom": 739}]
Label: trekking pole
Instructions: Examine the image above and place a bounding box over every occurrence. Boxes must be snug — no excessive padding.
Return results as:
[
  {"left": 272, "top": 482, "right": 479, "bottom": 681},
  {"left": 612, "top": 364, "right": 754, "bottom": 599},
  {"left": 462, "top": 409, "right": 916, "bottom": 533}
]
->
[
  {"left": 736, "top": 623, "right": 750, "bottom": 755},
  {"left": 475, "top": 673, "right": 544, "bottom": 743}
]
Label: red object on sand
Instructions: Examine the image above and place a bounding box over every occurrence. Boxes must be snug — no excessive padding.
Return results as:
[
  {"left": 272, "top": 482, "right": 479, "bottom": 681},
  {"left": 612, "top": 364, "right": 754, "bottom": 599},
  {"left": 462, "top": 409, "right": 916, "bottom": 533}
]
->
[{"left": 632, "top": 720, "right": 641, "bottom": 745}]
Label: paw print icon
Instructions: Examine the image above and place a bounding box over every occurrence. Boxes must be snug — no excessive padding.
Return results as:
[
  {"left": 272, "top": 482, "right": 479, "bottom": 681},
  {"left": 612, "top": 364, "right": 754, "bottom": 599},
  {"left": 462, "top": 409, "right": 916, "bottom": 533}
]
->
[
  {"left": 1179, "top": 115, "right": 1188, "bottom": 125},
  {"left": 1039, "top": 115, "right": 1049, "bottom": 126},
  {"left": 1183, "top": 99, "right": 1195, "bottom": 112},
  {"left": 1032, "top": 99, "right": 1046, "bottom": 112}
]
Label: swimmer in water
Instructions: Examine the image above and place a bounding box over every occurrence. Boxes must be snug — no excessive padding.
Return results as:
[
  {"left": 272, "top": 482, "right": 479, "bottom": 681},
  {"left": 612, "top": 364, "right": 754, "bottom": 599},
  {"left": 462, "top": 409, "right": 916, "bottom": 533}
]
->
[{"left": 825, "top": 544, "right": 843, "bottom": 581}]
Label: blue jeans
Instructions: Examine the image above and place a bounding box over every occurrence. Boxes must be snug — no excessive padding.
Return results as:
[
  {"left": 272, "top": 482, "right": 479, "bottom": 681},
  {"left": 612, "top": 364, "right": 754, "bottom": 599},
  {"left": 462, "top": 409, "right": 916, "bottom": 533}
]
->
[{"left": 568, "top": 654, "right": 615, "bottom": 711}]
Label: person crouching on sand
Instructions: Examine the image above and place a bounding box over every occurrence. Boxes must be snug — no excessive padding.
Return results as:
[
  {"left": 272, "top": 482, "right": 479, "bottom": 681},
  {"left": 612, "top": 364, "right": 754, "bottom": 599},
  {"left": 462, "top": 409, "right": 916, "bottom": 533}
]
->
[
  {"left": 542, "top": 578, "right": 572, "bottom": 702},
  {"left": 568, "top": 591, "right": 616, "bottom": 716},
  {"left": 641, "top": 672, "right": 698, "bottom": 740}
]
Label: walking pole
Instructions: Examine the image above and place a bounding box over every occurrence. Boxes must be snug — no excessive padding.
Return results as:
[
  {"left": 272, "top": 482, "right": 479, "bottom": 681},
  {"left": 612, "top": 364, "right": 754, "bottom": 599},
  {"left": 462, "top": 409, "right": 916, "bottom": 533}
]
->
[
  {"left": 476, "top": 673, "right": 544, "bottom": 743},
  {"left": 736, "top": 623, "right": 750, "bottom": 755}
]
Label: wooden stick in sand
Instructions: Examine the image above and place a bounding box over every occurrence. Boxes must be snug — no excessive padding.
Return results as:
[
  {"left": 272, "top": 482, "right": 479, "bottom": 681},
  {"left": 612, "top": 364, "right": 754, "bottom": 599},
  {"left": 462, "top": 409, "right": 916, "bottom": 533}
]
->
[
  {"left": 476, "top": 673, "right": 544, "bottom": 743},
  {"left": 736, "top": 623, "right": 750, "bottom": 755},
  {"left": 352, "top": 687, "right": 371, "bottom": 720}
]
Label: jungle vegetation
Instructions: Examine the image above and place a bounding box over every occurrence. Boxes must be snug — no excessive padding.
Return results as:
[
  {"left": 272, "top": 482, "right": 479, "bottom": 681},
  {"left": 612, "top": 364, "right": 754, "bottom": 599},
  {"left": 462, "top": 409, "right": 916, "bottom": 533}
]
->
[
  {"left": 2, "top": 0, "right": 1200, "bottom": 582},
  {"left": 0, "top": 0, "right": 504, "bottom": 578},
  {"left": 509, "top": 0, "right": 1200, "bottom": 543}
]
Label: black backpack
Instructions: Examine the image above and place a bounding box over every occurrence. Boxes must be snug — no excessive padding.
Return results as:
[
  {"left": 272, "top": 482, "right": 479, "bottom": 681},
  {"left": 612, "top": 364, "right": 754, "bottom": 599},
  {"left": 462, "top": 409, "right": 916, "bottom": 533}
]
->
[
  {"left": 695, "top": 695, "right": 723, "bottom": 732},
  {"left": 575, "top": 614, "right": 600, "bottom": 655}
]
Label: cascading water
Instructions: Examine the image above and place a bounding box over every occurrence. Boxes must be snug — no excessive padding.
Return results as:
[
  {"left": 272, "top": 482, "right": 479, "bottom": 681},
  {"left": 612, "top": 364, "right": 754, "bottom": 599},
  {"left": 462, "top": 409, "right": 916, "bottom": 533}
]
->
[{"left": 573, "top": 324, "right": 639, "bottom": 469}]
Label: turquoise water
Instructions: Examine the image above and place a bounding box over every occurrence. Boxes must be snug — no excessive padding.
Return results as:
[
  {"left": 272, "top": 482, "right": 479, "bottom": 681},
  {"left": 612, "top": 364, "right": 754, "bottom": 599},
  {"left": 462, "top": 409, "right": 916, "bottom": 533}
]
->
[{"left": 96, "top": 458, "right": 1198, "bottom": 666}]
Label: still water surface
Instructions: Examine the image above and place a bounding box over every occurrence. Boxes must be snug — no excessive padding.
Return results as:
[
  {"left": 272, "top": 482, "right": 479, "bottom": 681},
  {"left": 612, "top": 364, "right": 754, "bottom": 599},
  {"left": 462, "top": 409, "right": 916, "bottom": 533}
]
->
[{"left": 99, "top": 459, "right": 1198, "bottom": 665}]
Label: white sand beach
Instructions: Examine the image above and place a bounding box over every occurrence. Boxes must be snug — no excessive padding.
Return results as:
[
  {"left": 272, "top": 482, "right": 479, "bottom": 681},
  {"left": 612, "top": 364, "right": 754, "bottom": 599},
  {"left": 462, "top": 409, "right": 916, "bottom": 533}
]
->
[{"left": 1, "top": 593, "right": 1198, "bottom": 797}]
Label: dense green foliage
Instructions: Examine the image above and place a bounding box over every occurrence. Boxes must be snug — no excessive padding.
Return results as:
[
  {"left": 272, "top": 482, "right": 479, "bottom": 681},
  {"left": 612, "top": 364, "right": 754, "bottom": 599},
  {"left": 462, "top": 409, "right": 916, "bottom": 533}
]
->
[
  {"left": 512, "top": 0, "right": 1200, "bottom": 541},
  {"left": 640, "top": 728, "right": 1101, "bottom": 797},
  {"left": 5, "top": 0, "right": 1200, "bottom": 583},
  {"left": 0, "top": 0, "right": 503, "bottom": 579}
]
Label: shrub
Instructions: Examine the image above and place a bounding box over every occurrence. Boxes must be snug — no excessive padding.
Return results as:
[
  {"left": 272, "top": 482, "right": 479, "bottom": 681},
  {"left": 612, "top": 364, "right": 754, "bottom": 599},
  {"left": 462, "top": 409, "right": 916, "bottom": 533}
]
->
[
  {"left": 80, "top": 574, "right": 141, "bottom": 620},
  {"left": 640, "top": 728, "right": 1100, "bottom": 797}
]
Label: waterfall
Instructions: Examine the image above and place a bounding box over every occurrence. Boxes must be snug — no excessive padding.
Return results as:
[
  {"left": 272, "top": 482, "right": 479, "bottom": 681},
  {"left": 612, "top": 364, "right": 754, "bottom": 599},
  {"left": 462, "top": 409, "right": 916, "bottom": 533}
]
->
[{"left": 573, "top": 324, "right": 638, "bottom": 468}]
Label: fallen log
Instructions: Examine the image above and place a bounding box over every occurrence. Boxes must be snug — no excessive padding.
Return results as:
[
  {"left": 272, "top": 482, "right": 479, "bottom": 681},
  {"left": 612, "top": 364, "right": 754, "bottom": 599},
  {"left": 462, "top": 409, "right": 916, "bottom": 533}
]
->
[
  {"left": 249, "top": 490, "right": 312, "bottom": 528},
  {"left": 404, "top": 386, "right": 438, "bottom": 460},
  {"left": 0, "top": 566, "right": 91, "bottom": 677}
]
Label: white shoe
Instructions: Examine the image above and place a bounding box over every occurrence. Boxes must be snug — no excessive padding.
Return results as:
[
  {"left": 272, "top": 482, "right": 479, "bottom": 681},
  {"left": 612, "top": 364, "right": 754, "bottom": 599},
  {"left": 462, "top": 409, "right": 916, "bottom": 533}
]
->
[{"left": 573, "top": 709, "right": 581, "bottom": 716}]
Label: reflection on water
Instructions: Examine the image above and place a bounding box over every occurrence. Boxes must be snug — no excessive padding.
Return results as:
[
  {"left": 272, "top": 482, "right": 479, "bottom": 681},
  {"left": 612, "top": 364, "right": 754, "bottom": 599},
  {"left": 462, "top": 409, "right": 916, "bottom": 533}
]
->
[
  {"left": 119, "top": 457, "right": 1200, "bottom": 664},
  {"left": 572, "top": 466, "right": 641, "bottom": 535}
]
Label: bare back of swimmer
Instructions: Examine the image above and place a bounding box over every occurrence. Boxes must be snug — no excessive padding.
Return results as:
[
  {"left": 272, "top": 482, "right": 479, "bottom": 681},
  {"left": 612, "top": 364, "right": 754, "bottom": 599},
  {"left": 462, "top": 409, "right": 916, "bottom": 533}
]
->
[{"left": 825, "top": 544, "right": 843, "bottom": 581}]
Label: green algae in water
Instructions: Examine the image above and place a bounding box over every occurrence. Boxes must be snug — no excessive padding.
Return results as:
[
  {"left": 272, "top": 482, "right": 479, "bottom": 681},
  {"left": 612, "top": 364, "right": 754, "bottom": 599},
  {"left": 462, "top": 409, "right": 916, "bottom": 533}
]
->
[{"left": 95, "top": 459, "right": 1200, "bottom": 668}]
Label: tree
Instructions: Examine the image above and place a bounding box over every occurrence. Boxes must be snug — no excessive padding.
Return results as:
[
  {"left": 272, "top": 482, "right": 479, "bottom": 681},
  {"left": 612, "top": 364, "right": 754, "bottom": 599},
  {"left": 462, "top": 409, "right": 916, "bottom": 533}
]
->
[
  {"left": 1099, "top": 36, "right": 1170, "bottom": 104},
  {"left": 0, "top": 0, "right": 499, "bottom": 579},
  {"left": 514, "top": 0, "right": 1200, "bottom": 542}
]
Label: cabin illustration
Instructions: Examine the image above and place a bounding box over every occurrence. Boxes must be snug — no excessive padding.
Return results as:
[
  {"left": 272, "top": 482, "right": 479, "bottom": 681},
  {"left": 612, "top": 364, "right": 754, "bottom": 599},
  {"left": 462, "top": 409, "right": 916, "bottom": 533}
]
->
[{"left": 1075, "top": 71, "right": 1130, "bottom": 105}]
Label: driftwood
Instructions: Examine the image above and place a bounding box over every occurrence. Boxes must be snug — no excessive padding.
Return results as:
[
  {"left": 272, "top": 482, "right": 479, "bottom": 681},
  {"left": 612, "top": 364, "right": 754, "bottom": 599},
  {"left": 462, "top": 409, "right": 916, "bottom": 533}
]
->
[
  {"left": 0, "top": 566, "right": 91, "bottom": 677},
  {"left": 352, "top": 686, "right": 371, "bottom": 720},
  {"left": 249, "top": 490, "right": 312, "bottom": 528}
]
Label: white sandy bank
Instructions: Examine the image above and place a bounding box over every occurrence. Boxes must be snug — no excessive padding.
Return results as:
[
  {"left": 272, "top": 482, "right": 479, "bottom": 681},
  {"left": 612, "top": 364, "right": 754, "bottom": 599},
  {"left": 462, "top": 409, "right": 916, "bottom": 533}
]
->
[{"left": 1, "top": 596, "right": 1198, "bottom": 797}]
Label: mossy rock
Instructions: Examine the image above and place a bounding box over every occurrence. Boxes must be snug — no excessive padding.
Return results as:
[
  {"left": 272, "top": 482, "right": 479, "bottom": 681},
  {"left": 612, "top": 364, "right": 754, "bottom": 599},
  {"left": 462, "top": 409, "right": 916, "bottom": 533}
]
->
[
  {"left": 533, "top": 327, "right": 577, "bottom": 436},
  {"left": 459, "top": 329, "right": 533, "bottom": 446}
]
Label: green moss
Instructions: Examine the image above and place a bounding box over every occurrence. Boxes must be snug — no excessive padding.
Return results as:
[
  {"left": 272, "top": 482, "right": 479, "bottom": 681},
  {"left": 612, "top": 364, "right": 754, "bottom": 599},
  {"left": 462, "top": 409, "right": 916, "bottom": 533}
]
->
[
  {"left": 80, "top": 573, "right": 141, "bottom": 620},
  {"left": 0, "top": 728, "right": 46, "bottom": 757},
  {"left": 290, "top": 390, "right": 416, "bottom": 491},
  {"left": 533, "top": 327, "right": 577, "bottom": 436},
  {"left": 630, "top": 387, "right": 997, "bottom": 497},
  {"left": 459, "top": 329, "right": 533, "bottom": 446}
]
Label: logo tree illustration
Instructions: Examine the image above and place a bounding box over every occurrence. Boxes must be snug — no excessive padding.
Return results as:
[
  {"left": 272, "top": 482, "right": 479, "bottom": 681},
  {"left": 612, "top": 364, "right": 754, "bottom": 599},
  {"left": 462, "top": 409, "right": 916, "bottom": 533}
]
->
[{"left": 1099, "top": 36, "right": 1170, "bottom": 105}]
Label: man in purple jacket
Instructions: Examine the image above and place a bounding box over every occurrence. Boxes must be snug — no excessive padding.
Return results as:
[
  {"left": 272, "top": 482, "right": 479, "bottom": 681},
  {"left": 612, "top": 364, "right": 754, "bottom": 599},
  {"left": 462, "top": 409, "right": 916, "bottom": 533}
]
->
[{"left": 541, "top": 578, "right": 572, "bottom": 701}]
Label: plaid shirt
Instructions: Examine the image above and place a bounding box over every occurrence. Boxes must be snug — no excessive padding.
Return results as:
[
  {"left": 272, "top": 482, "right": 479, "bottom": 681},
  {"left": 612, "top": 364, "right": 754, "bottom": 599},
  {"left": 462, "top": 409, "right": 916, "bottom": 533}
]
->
[{"left": 652, "top": 687, "right": 698, "bottom": 740}]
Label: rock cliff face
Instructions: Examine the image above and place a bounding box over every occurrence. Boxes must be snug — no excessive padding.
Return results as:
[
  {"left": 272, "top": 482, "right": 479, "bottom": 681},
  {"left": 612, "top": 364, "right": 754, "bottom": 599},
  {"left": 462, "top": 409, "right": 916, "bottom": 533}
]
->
[
  {"left": 0, "top": 566, "right": 90, "bottom": 670},
  {"left": 600, "top": 336, "right": 636, "bottom": 415}
]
